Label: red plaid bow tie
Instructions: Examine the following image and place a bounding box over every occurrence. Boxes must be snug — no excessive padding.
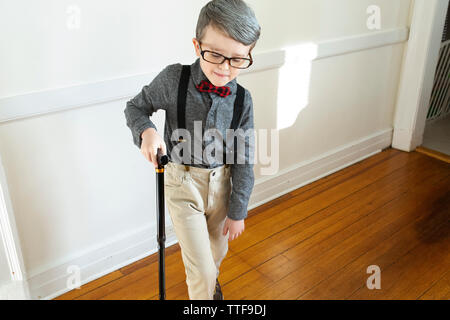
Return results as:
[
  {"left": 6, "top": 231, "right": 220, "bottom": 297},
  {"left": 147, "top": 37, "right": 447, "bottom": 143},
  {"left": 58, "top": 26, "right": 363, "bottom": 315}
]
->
[{"left": 195, "top": 80, "right": 231, "bottom": 97}]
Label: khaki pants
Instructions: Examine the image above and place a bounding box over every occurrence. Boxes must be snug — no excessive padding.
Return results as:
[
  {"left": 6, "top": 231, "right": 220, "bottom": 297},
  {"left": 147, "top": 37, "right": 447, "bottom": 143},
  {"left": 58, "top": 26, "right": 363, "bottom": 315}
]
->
[{"left": 164, "top": 161, "right": 232, "bottom": 300}]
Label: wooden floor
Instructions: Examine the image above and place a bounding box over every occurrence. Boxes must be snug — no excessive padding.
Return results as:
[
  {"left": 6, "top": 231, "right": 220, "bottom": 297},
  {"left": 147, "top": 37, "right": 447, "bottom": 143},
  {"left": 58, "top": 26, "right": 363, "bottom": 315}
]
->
[{"left": 55, "top": 148, "right": 450, "bottom": 300}]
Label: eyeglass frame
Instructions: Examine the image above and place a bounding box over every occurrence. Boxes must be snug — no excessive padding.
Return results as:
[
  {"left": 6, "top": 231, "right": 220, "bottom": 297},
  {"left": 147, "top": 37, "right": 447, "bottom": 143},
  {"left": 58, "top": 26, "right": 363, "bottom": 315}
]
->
[{"left": 197, "top": 41, "right": 253, "bottom": 69}]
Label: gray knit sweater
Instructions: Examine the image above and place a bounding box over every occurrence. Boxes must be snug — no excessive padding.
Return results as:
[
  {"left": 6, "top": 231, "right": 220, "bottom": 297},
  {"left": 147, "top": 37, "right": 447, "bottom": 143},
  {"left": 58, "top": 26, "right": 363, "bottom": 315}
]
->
[{"left": 124, "top": 58, "right": 255, "bottom": 221}]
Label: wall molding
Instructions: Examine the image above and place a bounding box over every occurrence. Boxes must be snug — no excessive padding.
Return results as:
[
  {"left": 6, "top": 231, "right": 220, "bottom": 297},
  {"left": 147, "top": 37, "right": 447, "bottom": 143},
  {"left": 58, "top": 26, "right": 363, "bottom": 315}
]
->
[{"left": 0, "top": 27, "right": 409, "bottom": 124}]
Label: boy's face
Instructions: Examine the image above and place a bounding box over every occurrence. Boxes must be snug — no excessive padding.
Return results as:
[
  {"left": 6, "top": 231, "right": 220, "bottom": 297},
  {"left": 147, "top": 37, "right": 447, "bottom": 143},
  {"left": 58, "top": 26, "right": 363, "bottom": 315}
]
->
[{"left": 192, "top": 24, "right": 253, "bottom": 87}]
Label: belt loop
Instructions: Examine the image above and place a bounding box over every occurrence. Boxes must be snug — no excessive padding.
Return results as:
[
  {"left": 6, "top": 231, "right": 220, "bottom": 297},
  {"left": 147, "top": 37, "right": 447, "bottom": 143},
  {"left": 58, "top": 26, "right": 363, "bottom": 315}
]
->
[{"left": 185, "top": 165, "right": 190, "bottom": 172}]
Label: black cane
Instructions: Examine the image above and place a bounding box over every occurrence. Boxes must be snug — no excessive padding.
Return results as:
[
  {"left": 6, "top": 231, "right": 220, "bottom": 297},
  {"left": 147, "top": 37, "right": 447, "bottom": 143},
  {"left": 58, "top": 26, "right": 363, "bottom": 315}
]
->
[{"left": 155, "top": 147, "right": 168, "bottom": 300}]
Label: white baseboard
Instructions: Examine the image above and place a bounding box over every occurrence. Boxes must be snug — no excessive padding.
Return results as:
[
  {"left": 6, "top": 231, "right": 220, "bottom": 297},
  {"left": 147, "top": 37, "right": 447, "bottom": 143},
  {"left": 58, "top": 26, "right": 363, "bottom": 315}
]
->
[
  {"left": 28, "top": 223, "right": 178, "bottom": 300},
  {"left": 27, "top": 127, "right": 392, "bottom": 300},
  {"left": 0, "top": 280, "right": 31, "bottom": 300}
]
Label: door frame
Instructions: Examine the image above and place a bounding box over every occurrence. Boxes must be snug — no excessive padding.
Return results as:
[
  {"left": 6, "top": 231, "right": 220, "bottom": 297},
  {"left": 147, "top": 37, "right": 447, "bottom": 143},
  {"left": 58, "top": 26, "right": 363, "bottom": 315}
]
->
[
  {"left": 392, "top": 0, "right": 449, "bottom": 151},
  {"left": 0, "top": 153, "right": 30, "bottom": 299}
]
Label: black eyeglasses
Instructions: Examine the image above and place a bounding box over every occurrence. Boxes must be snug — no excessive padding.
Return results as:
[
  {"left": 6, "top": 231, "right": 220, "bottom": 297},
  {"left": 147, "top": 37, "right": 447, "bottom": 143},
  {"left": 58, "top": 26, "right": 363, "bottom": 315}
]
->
[{"left": 198, "top": 41, "right": 253, "bottom": 69}]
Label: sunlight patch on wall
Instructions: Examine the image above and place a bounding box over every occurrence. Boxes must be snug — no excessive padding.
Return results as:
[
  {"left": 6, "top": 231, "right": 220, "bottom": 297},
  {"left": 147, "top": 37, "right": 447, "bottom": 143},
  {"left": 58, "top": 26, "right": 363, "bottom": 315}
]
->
[{"left": 277, "top": 42, "right": 317, "bottom": 130}]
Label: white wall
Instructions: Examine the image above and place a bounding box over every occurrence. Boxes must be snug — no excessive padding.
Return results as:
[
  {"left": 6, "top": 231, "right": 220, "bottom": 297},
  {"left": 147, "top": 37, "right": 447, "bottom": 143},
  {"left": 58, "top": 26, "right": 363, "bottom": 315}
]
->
[
  {"left": 0, "top": 0, "right": 413, "bottom": 299},
  {"left": 0, "top": 0, "right": 412, "bottom": 96}
]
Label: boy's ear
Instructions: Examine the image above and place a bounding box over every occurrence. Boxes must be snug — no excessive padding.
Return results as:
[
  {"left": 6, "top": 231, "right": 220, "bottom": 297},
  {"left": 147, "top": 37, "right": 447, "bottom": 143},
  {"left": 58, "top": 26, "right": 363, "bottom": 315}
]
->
[{"left": 192, "top": 38, "right": 200, "bottom": 56}]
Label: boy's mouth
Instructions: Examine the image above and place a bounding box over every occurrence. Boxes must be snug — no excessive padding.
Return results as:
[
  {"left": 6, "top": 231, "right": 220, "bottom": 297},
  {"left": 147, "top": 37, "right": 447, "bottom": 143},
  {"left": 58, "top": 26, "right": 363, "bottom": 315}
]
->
[{"left": 214, "top": 72, "right": 228, "bottom": 78}]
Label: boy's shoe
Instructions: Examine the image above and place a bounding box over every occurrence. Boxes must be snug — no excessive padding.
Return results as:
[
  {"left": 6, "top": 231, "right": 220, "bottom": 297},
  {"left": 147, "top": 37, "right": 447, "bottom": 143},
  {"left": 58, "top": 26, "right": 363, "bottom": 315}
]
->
[{"left": 213, "top": 278, "right": 223, "bottom": 300}]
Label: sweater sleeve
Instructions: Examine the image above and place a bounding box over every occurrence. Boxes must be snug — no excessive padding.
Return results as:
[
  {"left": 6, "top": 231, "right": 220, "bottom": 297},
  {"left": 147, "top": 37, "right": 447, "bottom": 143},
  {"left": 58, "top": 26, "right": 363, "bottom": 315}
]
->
[
  {"left": 123, "top": 64, "right": 175, "bottom": 149},
  {"left": 226, "top": 89, "right": 256, "bottom": 221}
]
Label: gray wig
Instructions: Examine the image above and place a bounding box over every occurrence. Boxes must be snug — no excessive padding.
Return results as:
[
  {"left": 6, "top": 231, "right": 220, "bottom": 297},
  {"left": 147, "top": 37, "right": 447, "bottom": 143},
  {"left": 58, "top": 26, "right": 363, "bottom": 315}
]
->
[{"left": 196, "top": 0, "right": 261, "bottom": 50}]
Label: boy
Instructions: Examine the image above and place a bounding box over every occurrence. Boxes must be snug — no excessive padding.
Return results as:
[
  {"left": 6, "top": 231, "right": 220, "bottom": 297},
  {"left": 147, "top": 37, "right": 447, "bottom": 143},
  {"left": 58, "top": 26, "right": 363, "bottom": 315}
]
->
[{"left": 124, "top": 0, "right": 260, "bottom": 300}]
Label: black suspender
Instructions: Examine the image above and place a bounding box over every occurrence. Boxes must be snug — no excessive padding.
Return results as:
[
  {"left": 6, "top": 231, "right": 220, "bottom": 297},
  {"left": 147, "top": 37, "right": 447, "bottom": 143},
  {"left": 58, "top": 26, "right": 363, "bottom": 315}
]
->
[
  {"left": 177, "top": 65, "right": 191, "bottom": 141},
  {"left": 177, "top": 64, "right": 245, "bottom": 165},
  {"left": 231, "top": 82, "right": 245, "bottom": 131},
  {"left": 229, "top": 81, "right": 245, "bottom": 164}
]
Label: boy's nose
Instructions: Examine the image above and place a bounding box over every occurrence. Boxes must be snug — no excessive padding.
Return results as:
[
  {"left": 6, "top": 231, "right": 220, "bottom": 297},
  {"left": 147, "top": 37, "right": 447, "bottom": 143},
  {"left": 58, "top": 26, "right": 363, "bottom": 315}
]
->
[{"left": 219, "top": 60, "right": 231, "bottom": 70}]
